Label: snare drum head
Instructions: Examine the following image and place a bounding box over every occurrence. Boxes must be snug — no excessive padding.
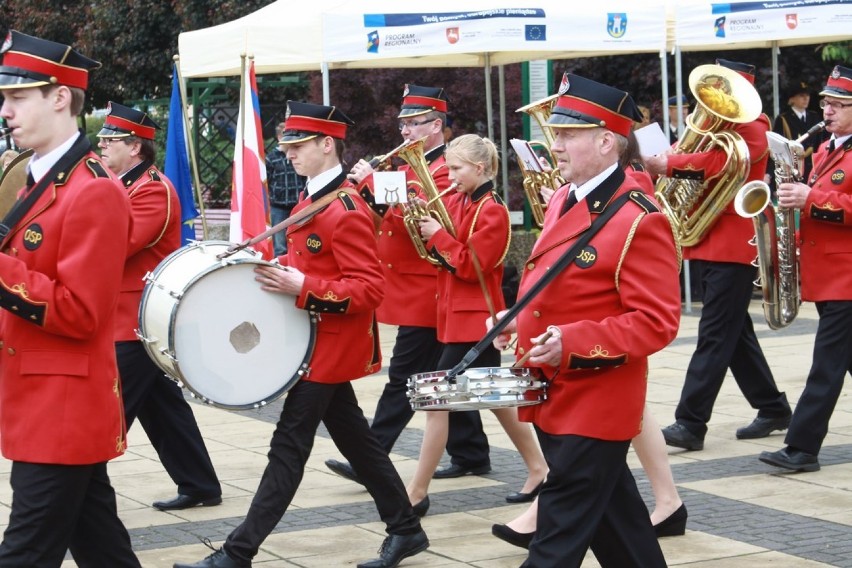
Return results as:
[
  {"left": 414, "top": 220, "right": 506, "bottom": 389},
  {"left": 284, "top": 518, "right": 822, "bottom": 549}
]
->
[{"left": 172, "top": 259, "right": 314, "bottom": 409}]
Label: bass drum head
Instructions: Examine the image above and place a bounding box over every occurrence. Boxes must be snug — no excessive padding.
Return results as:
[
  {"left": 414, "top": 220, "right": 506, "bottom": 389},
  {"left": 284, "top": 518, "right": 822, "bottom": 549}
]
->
[{"left": 172, "top": 259, "right": 314, "bottom": 409}]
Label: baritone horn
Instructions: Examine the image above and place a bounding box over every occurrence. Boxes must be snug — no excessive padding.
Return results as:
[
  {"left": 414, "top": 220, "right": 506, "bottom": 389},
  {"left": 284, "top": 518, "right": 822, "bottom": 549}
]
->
[
  {"left": 516, "top": 94, "right": 564, "bottom": 227},
  {"left": 655, "top": 64, "right": 763, "bottom": 247}
]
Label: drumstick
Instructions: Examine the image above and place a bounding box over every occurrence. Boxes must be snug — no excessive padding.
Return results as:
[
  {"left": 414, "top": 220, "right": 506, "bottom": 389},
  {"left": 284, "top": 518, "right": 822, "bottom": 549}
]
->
[
  {"left": 467, "top": 242, "right": 498, "bottom": 325},
  {"left": 513, "top": 331, "right": 553, "bottom": 368}
]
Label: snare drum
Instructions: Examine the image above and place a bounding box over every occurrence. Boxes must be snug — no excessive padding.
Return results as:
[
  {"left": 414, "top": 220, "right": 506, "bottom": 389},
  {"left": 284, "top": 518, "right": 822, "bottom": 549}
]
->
[
  {"left": 408, "top": 367, "right": 547, "bottom": 411},
  {"left": 137, "top": 241, "right": 315, "bottom": 410}
]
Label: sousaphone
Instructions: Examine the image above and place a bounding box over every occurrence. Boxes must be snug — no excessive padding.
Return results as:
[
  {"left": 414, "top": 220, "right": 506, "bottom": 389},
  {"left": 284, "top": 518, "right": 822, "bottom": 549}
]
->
[{"left": 0, "top": 148, "right": 33, "bottom": 218}]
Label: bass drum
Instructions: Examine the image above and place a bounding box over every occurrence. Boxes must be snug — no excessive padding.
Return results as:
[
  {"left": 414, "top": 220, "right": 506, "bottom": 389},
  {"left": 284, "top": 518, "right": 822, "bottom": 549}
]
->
[
  {"left": 408, "top": 366, "right": 547, "bottom": 411},
  {"left": 137, "top": 240, "right": 315, "bottom": 410}
]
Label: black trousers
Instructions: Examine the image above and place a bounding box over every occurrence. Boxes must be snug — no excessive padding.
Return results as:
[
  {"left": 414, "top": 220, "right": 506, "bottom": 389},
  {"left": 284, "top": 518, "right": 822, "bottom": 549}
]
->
[
  {"left": 786, "top": 300, "right": 852, "bottom": 455},
  {"left": 675, "top": 261, "right": 790, "bottom": 437},
  {"left": 522, "top": 431, "right": 666, "bottom": 568},
  {"left": 117, "top": 341, "right": 221, "bottom": 498},
  {"left": 438, "top": 342, "right": 497, "bottom": 468},
  {"left": 224, "top": 380, "right": 422, "bottom": 563},
  {"left": 370, "top": 326, "right": 490, "bottom": 467},
  {"left": 0, "top": 461, "right": 140, "bottom": 568}
]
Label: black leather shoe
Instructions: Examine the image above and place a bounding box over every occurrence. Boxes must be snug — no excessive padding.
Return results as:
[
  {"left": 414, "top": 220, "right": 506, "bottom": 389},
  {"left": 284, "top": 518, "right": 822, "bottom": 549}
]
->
[
  {"left": 661, "top": 423, "right": 704, "bottom": 451},
  {"left": 173, "top": 547, "right": 249, "bottom": 568},
  {"left": 736, "top": 415, "right": 791, "bottom": 439},
  {"left": 325, "top": 459, "right": 364, "bottom": 485},
  {"left": 356, "top": 530, "right": 429, "bottom": 568},
  {"left": 759, "top": 446, "right": 820, "bottom": 472},
  {"left": 412, "top": 495, "right": 429, "bottom": 518},
  {"left": 505, "top": 481, "right": 542, "bottom": 503},
  {"left": 154, "top": 494, "right": 222, "bottom": 511},
  {"left": 653, "top": 503, "right": 687, "bottom": 537},
  {"left": 432, "top": 463, "right": 491, "bottom": 479},
  {"left": 491, "top": 524, "right": 534, "bottom": 549}
]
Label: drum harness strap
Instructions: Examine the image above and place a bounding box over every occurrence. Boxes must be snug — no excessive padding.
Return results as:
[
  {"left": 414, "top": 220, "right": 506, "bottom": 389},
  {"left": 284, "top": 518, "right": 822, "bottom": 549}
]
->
[{"left": 445, "top": 190, "right": 635, "bottom": 383}]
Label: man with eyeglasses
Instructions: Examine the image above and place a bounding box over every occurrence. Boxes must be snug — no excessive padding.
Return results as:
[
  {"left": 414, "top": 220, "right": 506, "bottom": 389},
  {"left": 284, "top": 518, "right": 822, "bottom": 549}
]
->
[
  {"left": 97, "top": 102, "right": 222, "bottom": 512},
  {"left": 760, "top": 65, "right": 852, "bottom": 473},
  {"left": 325, "top": 84, "right": 493, "bottom": 487}
]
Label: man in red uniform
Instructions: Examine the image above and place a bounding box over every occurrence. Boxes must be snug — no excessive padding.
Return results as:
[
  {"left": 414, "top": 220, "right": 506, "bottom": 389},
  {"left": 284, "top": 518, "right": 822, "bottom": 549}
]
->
[
  {"left": 174, "top": 101, "right": 428, "bottom": 568},
  {"left": 326, "top": 84, "right": 491, "bottom": 485},
  {"left": 495, "top": 73, "right": 680, "bottom": 567},
  {"left": 97, "top": 102, "right": 222, "bottom": 511},
  {"left": 647, "top": 59, "right": 792, "bottom": 451},
  {"left": 0, "top": 30, "right": 140, "bottom": 566},
  {"left": 760, "top": 65, "right": 852, "bottom": 472}
]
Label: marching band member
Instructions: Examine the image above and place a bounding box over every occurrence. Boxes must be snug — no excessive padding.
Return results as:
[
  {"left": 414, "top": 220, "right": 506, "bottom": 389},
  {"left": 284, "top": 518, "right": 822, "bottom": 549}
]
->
[
  {"left": 97, "top": 102, "right": 222, "bottom": 512},
  {"left": 326, "top": 84, "right": 492, "bottom": 485},
  {"left": 761, "top": 65, "right": 852, "bottom": 473},
  {"left": 647, "top": 59, "right": 792, "bottom": 452},
  {"left": 0, "top": 31, "right": 140, "bottom": 566},
  {"left": 407, "top": 133, "right": 548, "bottom": 515},
  {"left": 493, "top": 74, "right": 680, "bottom": 567},
  {"left": 174, "top": 101, "right": 428, "bottom": 568}
]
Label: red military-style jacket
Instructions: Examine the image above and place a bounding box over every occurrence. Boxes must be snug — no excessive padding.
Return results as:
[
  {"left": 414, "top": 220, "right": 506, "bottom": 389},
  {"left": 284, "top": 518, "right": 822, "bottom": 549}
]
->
[
  {"left": 114, "top": 161, "right": 181, "bottom": 341},
  {"left": 358, "top": 144, "right": 449, "bottom": 327},
  {"left": 799, "top": 137, "right": 852, "bottom": 302},
  {"left": 281, "top": 171, "right": 384, "bottom": 382},
  {"left": 665, "top": 115, "right": 771, "bottom": 265},
  {"left": 0, "top": 136, "right": 132, "bottom": 464},
  {"left": 517, "top": 168, "right": 681, "bottom": 440},
  {"left": 426, "top": 180, "right": 510, "bottom": 344}
]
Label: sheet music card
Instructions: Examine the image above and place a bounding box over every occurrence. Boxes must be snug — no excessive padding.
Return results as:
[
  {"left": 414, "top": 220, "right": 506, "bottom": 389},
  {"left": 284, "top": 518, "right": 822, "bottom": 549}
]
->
[
  {"left": 510, "top": 138, "right": 544, "bottom": 173},
  {"left": 634, "top": 123, "right": 672, "bottom": 157},
  {"left": 372, "top": 171, "right": 406, "bottom": 205}
]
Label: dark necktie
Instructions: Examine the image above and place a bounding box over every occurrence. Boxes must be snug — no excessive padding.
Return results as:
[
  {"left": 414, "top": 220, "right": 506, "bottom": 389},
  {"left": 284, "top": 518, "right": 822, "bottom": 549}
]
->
[
  {"left": 828, "top": 139, "right": 836, "bottom": 154},
  {"left": 560, "top": 190, "right": 578, "bottom": 216},
  {"left": 26, "top": 171, "right": 35, "bottom": 189}
]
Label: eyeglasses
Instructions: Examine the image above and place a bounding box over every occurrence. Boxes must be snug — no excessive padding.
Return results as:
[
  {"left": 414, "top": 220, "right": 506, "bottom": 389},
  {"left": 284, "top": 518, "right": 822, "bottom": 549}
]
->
[
  {"left": 98, "top": 137, "right": 122, "bottom": 146},
  {"left": 819, "top": 99, "right": 852, "bottom": 111},
  {"left": 398, "top": 118, "right": 435, "bottom": 131}
]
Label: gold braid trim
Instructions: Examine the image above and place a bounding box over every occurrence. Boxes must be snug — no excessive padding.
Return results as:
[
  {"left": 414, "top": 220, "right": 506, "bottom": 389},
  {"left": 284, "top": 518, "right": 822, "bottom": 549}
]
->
[
  {"left": 615, "top": 212, "right": 645, "bottom": 293},
  {"left": 467, "top": 194, "right": 512, "bottom": 268}
]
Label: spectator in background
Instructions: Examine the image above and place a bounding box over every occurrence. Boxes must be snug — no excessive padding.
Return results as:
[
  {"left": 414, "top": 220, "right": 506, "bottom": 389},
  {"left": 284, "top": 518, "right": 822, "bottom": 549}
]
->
[
  {"left": 636, "top": 104, "right": 652, "bottom": 129},
  {"left": 660, "top": 95, "right": 689, "bottom": 144},
  {"left": 265, "top": 121, "right": 305, "bottom": 255}
]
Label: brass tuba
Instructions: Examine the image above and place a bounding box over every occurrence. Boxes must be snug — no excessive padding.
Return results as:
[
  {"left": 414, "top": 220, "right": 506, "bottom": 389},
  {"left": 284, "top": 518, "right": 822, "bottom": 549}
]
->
[
  {"left": 733, "top": 122, "right": 825, "bottom": 329},
  {"left": 655, "top": 64, "right": 763, "bottom": 247},
  {"left": 397, "top": 138, "right": 457, "bottom": 266},
  {"left": 516, "top": 95, "right": 564, "bottom": 227}
]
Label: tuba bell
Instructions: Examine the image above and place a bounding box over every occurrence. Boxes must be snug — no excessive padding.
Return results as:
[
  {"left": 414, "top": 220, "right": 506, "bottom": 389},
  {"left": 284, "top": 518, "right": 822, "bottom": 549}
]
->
[
  {"left": 396, "top": 138, "right": 457, "bottom": 266},
  {"left": 733, "top": 122, "right": 825, "bottom": 329},
  {"left": 516, "top": 94, "right": 564, "bottom": 227},
  {"left": 655, "top": 64, "right": 763, "bottom": 247}
]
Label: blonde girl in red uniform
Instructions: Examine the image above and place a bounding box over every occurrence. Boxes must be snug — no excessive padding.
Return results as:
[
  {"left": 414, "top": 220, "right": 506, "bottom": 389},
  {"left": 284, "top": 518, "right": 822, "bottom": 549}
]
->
[{"left": 410, "top": 134, "right": 548, "bottom": 514}]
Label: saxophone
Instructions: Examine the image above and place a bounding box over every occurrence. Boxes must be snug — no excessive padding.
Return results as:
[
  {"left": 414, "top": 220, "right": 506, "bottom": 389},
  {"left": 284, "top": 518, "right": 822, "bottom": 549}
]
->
[
  {"left": 733, "top": 121, "right": 826, "bottom": 329},
  {"left": 655, "top": 64, "right": 763, "bottom": 247}
]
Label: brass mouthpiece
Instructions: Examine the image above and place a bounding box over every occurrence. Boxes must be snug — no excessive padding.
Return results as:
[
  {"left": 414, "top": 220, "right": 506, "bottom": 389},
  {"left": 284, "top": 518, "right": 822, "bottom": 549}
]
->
[{"left": 0, "top": 126, "right": 13, "bottom": 137}]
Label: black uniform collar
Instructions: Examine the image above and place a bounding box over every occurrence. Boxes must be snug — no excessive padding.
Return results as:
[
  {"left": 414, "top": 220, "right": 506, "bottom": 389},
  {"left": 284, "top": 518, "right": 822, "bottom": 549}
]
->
[
  {"left": 582, "top": 166, "right": 625, "bottom": 214},
  {"left": 470, "top": 180, "right": 495, "bottom": 203},
  {"left": 120, "top": 159, "right": 154, "bottom": 188},
  {"left": 308, "top": 170, "right": 348, "bottom": 202},
  {"left": 425, "top": 144, "right": 445, "bottom": 164}
]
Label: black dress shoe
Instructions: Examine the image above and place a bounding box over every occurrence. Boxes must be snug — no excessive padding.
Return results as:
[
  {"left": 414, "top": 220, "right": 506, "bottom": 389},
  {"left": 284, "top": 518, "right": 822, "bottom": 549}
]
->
[
  {"left": 325, "top": 459, "right": 364, "bottom": 485},
  {"left": 736, "top": 415, "right": 791, "bottom": 439},
  {"left": 356, "top": 530, "right": 429, "bottom": 568},
  {"left": 412, "top": 495, "right": 429, "bottom": 518},
  {"left": 505, "top": 481, "right": 543, "bottom": 503},
  {"left": 491, "top": 524, "right": 534, "bottom": 549},
  {"left": 661, "top": 423, "right": 704, "bottom": 451},
  {"left": 154, "top": 494, "right": 222, "bottom": 511},
  {"left": 432, "top": 463, "right": 491, "bottom": 479},
  {"left": 653, "top": 503, "right": 687, "bottom": 537},
  {"left": 173, "top": 547, "right": 249, "bottom": 568},
  {"left": 759, "top": 446, "right": 820, "bottom": 472}
]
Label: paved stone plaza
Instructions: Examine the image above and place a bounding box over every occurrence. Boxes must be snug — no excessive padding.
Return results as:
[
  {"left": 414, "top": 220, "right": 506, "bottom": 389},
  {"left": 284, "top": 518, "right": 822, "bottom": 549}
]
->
[{"left": 2, "top": 301, "right": 850, "bottom": 566}]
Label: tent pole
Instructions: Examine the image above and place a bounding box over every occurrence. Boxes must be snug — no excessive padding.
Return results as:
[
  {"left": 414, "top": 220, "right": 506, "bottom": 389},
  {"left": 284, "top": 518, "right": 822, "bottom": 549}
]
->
[
  {"left": 675, "top": 45, "right": 693, "bottom": 314},
  {"left": 484, "top": 54, "right": 494, "bottom": 141},
  {"left": 772, "top": 42, "right": 780, "bottom": 118},
  {"left": 661, "top": 49, "right": 670, "bottom": 138},
  {"left": 498, "top": 65, "right": 509, "bottom": 205},
  {"left": 322, "top": 62, "right": 330, "bottom": 105}
]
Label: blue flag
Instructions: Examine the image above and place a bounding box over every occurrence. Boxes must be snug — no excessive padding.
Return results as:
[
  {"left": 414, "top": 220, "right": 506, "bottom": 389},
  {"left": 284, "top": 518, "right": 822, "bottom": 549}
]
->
[{"left": 164, "top": 63, "right": 199, "bottom": 245}]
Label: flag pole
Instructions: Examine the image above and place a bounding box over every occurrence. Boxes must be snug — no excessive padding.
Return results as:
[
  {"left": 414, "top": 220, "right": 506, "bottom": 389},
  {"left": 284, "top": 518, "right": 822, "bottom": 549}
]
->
[{"left": 172, "top": 54, "right": 208, "bottom": 239}]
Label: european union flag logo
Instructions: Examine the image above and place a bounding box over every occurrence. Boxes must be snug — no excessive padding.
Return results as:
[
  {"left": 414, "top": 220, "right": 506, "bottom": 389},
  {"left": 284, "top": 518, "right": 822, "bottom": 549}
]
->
[
  {"left": 367, "top": 31, "right": 380, "bottom": 53},
  {"left": 715, "top": 16, "right": 726, "bottom": 38},
  {"left": 525, "top": 25, "right": 546, "bottom": 41}
]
